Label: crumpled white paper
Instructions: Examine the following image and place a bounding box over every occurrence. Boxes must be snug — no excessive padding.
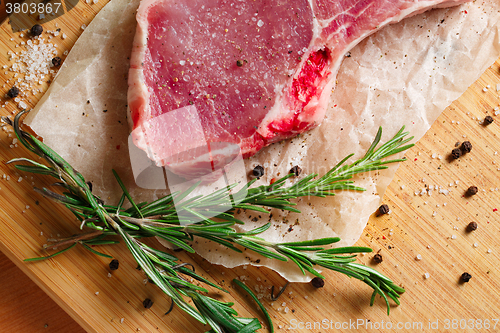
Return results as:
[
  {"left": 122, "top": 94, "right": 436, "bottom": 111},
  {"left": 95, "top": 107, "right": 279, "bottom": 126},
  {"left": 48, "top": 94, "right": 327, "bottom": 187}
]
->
[{"left": 26, "top": 0, "right": 500, "bottom": 282}]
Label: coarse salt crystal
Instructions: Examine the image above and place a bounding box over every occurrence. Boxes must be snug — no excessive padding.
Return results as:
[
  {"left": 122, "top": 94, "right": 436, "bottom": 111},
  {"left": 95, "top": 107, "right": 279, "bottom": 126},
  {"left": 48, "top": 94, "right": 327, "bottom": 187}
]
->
[
  {"left": 415, "top": 254, "right": 422, "bottom": 260},
  {"left": 120, "top": 318, "right": 124, "bottom": 324},
  {"left": 107, "top": 273, "right": 112, "bottom": 278},
  {"left": 427, "top": 245, "right": 431, "bottom": 249},
  {"left": 483, "top": 87, "right": 488, "bottom": 92},
  {"left": 400, "top": 185, "right": 405, "bottom": 190},
  {"left": 81, "top": 24, "right": 87, "bottom": 30},
  {"left": 473, "top": 243, "right": 479, "bottom": 248},
  {"left": 95, "top": 291, "right": 99, "bottom": 295},
  {"left": 18, "top": 177, "right": 23, "bottom": 182},
  {"left": 451, "top": 235, "right": 456, "bottom": 240},
  {"left": 432, "top": 211, "right": 437, "bottom": 217},
  {"left": 496, "top": 83, "right": 500, "bottom": 92},
  {"left": 424, "top": 273, "right": 430, "bottom": 279}
]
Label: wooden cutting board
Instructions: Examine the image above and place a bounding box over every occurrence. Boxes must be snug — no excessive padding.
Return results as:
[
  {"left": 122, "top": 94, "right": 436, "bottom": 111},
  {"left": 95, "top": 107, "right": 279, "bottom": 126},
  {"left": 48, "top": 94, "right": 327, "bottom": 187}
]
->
[{"left": 1, "top": 2, "right": 500, "bottom": 332}]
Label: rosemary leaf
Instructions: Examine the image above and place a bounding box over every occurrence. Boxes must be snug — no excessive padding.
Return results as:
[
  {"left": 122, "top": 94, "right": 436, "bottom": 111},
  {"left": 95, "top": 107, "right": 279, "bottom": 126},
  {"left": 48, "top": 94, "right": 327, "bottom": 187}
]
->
[{"left": 233, "top": 279, "right": 274, "bottom": 333}]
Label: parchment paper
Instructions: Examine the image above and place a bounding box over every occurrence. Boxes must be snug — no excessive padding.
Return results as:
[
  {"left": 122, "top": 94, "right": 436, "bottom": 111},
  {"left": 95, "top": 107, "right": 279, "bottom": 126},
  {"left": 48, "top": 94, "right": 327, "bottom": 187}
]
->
[{"left": 25, "top": 0, "right": 500, "bottom": 282}]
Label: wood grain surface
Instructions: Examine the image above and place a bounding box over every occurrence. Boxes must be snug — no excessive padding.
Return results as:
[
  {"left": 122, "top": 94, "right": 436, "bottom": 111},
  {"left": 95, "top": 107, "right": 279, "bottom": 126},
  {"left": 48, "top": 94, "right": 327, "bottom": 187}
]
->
[{"left": 1, "top": 1, "right": 500, "bottom": 332}]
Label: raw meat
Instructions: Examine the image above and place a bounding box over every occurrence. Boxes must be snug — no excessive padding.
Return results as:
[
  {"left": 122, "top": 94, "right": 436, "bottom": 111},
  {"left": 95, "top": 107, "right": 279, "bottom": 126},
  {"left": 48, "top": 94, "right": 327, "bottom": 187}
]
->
[{"left": 128, "top": 0, "right": 468, "bottom": 178}]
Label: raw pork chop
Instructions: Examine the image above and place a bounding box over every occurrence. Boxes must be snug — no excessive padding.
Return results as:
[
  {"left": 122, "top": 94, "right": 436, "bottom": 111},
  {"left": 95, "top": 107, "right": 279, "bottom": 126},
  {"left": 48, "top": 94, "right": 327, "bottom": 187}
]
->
[{"left": 128, "top": 0, "right": 468, "bottom": 178}]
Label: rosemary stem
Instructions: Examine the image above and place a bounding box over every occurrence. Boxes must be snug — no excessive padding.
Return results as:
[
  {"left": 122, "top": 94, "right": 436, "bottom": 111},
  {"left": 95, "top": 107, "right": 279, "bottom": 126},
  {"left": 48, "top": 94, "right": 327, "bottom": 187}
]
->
[{"left": 43, "top": 230, "right": 103, "bottom": 250}]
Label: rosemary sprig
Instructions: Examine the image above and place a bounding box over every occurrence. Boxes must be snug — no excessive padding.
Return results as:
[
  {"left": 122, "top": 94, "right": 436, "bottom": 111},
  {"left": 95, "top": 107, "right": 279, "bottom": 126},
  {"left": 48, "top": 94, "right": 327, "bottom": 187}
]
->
[{"left": 4, "top": 111, "right": 412, "bottom": 331}]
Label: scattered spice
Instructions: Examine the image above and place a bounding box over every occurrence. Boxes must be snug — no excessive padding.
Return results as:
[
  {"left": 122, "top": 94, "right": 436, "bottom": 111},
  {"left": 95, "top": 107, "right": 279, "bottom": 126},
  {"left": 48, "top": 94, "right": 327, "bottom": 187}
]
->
[
  {"left": 109, "top": 259, "right": 119, "bottom": 270},
  {"left": 466, "top": 222, "right": 478, "bottom": 232},
  {"left": 483, "top": 115, "right": 494, "bottom": 125},
  {"left": 52, "top": 57, "right": 62, "bottom": 67},
  {"left": 310, "top": 277, "right": 324, "bottom": 288},
  {"left": 451, "top": 148, "right": 462, "bottom": 159},
  {"left": 252, "top": 165, "right": 264, "bottom": 177},
  {"left": 289, "top": 165, "right": 302, "bottom": 177},
  {"left": 460, "top": 272, "right": 472, "bottom": 283},
  {"left": 30, "top": 24, "right": 43, "bottom": 36},
  {"left": 372, "top": 253, "right": 383, "bottom": 264},
  {"left": 6, "top": 86, "right": 20, "bottom": 98},
  {"left": 466, "top": 186, "right": 478, "bottom": 196},
  {"left": 236, "top": 60, "right": 244, "bottom": 67},
  {"left": 460, "top": 141, "right": 472, "bottom": 154},
  {"left": 143, "top": 298, "right": 154, "bottom": 309},
  {"left": 378, "top": 204, "right": 390, "bottom": 215}
]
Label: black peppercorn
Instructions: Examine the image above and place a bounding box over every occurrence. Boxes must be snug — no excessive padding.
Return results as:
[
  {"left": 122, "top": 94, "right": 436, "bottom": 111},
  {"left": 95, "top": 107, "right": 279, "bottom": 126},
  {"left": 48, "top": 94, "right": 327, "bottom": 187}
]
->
[
  {"left": 460, "top": 272, "right": 472, "bottom": 283},
  {"left": 143, "top": 298, "right": 154, "bottom": 309},
  {"left": 289, "top": 165, "right": 302, "bottom": 177},
  {"left": 466, "top": 222, "right": 478, "bottom": 232},
  {"left": 460, "top": 141, "right": 472, "bottom": 154},
  {"left": 466, "top": 186, "right": 478, "bottom": 196},
  {"left": 483, "top": 116, "right": 494, "bottom": 125},
  {"left": 6, "top": 86, "right": 20, "bottom": 98},
  {"left": 252, "top": 165, "right": 264, "bottom": 177},
  {"left": 52, "top": 57, "right": 62, "bottom": 67},
  {"left": 451, "top": 148, "right": 462, "bottom": 159},
  {"left": 311, "top": 277, "right": 324, "bottom": 288},
  {"left": 378, "top": 204, "right": 390, "bottom": 215},
  {"left": 109, "top": 259, "right": 119, "bottom": 270},
  {"left": 372, "top": 253, "right": 383, "bottom": 264},
  {"left": 30, "top": 24, "right": 43, "bottom": 36},
  {"left": 236, "top": 60, "right": 244, "bottom": 67}
]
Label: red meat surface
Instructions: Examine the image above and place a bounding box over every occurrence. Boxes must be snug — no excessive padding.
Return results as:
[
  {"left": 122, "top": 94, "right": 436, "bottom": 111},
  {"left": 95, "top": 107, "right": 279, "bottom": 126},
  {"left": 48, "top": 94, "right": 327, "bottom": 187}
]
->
[{"left": 128, "top": 0, "right": 468, "bottom": 178}]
